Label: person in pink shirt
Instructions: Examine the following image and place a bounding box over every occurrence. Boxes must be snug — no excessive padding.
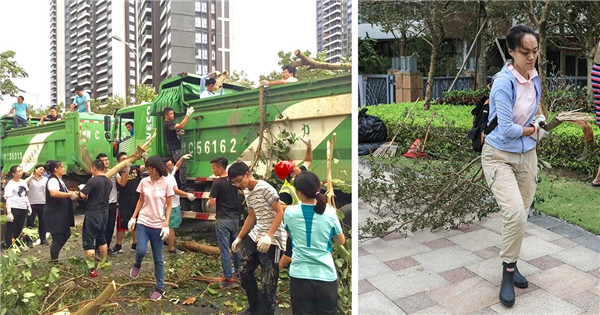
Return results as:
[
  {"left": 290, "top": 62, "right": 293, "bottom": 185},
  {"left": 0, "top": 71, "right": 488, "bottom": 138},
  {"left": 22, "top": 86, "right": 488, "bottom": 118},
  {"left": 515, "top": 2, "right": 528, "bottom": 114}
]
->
[{"left": 127, "top": 155, "right": 174, "bottom": 301}]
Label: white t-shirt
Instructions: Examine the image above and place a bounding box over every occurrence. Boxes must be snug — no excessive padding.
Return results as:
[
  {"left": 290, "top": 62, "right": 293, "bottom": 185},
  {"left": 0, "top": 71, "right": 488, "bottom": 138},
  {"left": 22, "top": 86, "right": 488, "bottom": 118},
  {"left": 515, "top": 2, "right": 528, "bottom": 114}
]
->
[
  {"left": 200, "top": 89, "right": 216, "bottom": 98},
  {"left": 108, "top": 176, "right": 117, "bottom": 203},
  {"left": 47, "top": 177, "right": 67, "bottom": 192},
  {"left": 285, "top": 77, "right": 298, "bottom": 83},
  {"left": 3, "top": 179, "right": 30, "bottom": 210},
  {"left": 165, "top": 174, "right": 180, "bottom": 208}
]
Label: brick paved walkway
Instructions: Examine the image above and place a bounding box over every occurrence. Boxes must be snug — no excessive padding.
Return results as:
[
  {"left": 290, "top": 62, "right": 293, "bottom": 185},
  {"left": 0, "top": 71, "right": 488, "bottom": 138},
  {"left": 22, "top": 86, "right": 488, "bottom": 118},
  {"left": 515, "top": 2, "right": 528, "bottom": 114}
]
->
[{"left": 358, "top": 197, "right": 600, "bottom": 314}]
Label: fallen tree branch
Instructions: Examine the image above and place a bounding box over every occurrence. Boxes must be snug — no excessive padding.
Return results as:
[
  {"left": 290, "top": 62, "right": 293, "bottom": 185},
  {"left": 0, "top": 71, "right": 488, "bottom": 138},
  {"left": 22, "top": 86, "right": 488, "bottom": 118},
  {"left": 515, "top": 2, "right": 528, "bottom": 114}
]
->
[
  {"left": 72, "top": 280, "right": 117, "bottom": 315},
  {"left": 182, "top": 240, "right": 220, "bottom": 255},
  {"left": 325, "top": 133, "right": 337, "bottom": 210},
  {"left": 290, "top": 50, "right": 351, "bottom": 70},
  {"left": 116, "top": 281, "right": 179, "bottom": 292},
  {"left": 105, "top": 129, "right": 157, "bottom": 178},
  {"left": 190, "top": 276, "right": 222, "bottom": 283},
  {"left": 249, "top": 86, "right": 265, "bottom": 173}
]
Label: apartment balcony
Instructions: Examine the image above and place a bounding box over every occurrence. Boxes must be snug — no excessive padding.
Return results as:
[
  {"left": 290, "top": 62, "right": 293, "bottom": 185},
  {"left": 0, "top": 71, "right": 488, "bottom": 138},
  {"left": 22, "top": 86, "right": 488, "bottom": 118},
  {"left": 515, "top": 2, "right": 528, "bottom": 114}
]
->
[
  {"left": 77, "top": 2, "right": 90, "bottom": 13},
  {"left": 96, "top": 57, "right": 108, "bottom": 67},
  {"left": 77, "top": 54, "right": 91, "bottom": 62},
  {"left": 97, "top": 48, "right": 108, "bottom": 58},
  {"left": 96, "top": 31, "right": 107, "bottom": 42},
  {"left": 97, "top": 67, "right": 108, "bottom": 76},
  {"left": 97, "top": 74, "right": 108, "bottom": 84},
  {"left": 323, "top": 16, "right": 342, "bottom": 27},
  {"left": 97, "top": 39, "right": 108, "bottom": 50},
  {"left": 69, "top": 0, "right": 76, "bottom": 8},
  {"left": 80, "top": 78, "right": 92, "bottom": 87},
  {"left": 96, "top": 12, "right": 107, "bottom": 24},
  {"left": 78, "top": 45, "right": 91, "bottom": 54},
  {"left": 77, "top": 10, "right": 90, "bottom": 22},
  {"left": 142, "top": 72, "right": 153, "bottom": 84},
  {"left": 324, "top": 37, "right": 342, "bottom": 48},
  {"left": 97, "top": 3, "right": 107, "bottom": 15}
]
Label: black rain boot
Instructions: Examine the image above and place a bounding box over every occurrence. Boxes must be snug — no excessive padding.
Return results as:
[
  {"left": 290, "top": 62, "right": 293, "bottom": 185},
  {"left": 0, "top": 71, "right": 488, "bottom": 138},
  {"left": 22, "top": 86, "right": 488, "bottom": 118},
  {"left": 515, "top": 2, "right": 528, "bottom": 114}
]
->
[
  {"left": 514, "top": 262, "right": 528, "bottom": 288},
  {"left": 500, "top": 262, "right": 516, "bottom": 306}
]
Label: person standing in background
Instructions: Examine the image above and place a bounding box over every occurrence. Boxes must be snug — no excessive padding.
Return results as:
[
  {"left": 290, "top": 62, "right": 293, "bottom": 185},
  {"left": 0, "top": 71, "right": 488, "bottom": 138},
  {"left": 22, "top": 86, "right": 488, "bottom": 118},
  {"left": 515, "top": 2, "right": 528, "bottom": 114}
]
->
[
  {"left": 590, "top": 46, "right": 600, "bottom": 187},
  {"left": 3, "top": 166, "right": 33, "bottom": 249},
  {"left": 163, "top": 106, "right": 194, "bottom": 189},
  {"left": 68, "top": 85, "right": 91, "bottom": 113},
  {"left": 8, "top": 95, "right": 31, "bottom": 128},
  {"left": 25, "top": 164, "right": 49, "bottom": 246}
]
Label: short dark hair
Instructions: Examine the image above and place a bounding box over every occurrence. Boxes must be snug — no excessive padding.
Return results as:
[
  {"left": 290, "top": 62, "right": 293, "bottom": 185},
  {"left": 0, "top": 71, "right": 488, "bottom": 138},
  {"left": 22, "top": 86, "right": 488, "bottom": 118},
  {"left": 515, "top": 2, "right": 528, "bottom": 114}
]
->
[
  {"left": 125, "top": 121, "right": 134, "bottom": 127},
  {"left": 49, "top": 106, "right": 57, "bottom": 110},
  {"left": 96, "top": 153, "right": 108, "bottom": 160},
  {"left": 162, "top": 156, "right": 175, "bottom": 164},
  {"left": 117, "top": 152, "right": 128, "bottom": 161},
  {"left": 506, "top": 25, "right": 539, "bottom": 51},
  {"left": 205, "top": 78, "right": 216, "bottom": 86},
  {"left": 210, "top": 157, "right": 228, "bottom": 169},
  {"left": 75, "top": 86, "right": 83, "bottom": 92},
  {"left": 164, "top": 107, "right": 173, "bottom": 116},
  {"left": 18, "top": 95, "right": 24, "bottom": 101},
  {"left": 91, "top": 159, "right": 105, "bottom": 171},
  {"left": 282, "top": 65, "right": 296, "bottom": 77},
  {"left": 34, "top": 164, "right": 46, "bottom": 170},
  {"left": 228, "top": 161, "right": 249, "bottom": 180},
  {"left": 145, "top": 155, "right": 168, "bottom": 177}
]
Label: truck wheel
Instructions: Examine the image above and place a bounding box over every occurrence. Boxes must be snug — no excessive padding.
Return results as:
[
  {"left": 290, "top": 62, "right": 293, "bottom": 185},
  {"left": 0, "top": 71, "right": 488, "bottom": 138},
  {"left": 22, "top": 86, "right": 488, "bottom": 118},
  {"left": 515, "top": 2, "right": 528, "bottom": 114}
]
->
[
  {"left": 200, "top": 188, "right": 216, "bottom": 213},
  {"left": 339, "top": 203, "right": 352, "bottom": 228}
]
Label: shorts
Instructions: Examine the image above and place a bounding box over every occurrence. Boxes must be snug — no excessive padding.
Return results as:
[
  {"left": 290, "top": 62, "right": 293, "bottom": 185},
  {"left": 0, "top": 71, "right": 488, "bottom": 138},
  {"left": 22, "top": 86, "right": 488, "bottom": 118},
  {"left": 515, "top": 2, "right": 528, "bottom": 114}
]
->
[
  {"left": 82, "top": 212, "right": 108, "bottom": 250},
  {"left": 168, "top": 206, "right": 182, "bottom": 229},
  {"left": 117, "top": 206, "right": 135, "bottom": 231}
]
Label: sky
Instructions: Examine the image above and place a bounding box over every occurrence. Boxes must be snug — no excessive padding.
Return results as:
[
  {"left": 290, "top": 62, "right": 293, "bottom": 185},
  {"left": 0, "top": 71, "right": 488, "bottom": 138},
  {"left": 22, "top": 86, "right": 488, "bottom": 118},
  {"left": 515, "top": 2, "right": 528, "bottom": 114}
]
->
[{"left": 0, "top": 0, "right": 317, "bottom": 116}]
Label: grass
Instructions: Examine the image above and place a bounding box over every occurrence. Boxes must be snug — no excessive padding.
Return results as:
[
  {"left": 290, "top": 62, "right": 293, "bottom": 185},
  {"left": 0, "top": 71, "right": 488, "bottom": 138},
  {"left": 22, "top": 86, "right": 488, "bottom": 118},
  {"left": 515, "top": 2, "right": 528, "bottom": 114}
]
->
[{"left": 536, "top": 170, "right": 600, "bottom": 234}]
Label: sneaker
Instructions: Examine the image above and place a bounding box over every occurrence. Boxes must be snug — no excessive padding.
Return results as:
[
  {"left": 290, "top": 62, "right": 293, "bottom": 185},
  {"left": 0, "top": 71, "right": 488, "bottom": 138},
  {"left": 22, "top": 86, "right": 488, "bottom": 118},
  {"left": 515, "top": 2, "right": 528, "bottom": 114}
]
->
[
  {"left": 112, "top": 244, "right": 123, "bottom": 253},
  {"left": 108, "top": 248, "right": 117, "bottom": 256},
  {"left": 168, "top": 248, "right": 184, "bottom": 255},
  {"left": 149, "top": 289, "right": 164, "bottom": 301},
  {"left": 89, "top": 268, "right": 98, "bottom": 278},
  {"left": 33, "top": 239, "right": 41, "bottom": 246},
  {"left": 130, "top": 264, "right": 140, "bottom": 278},
  {"left": 219, "top": 277, "right": 235, "bottom": 289},
  {"left": 131, "top": 243, "right": 137, "bottom": 252},
  {"left": 40, "top": 240, "right": 49, "bottom": 246},
  {"left": 26, "top": 241, "right": 34, "bottom": 248}
]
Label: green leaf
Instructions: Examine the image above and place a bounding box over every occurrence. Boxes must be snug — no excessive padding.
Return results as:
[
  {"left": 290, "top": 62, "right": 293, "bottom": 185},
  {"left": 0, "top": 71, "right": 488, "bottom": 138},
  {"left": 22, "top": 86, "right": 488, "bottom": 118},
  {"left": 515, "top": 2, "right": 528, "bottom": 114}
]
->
[
  {"left": 23, "top": 292, "right": 36, "bottom": 298},
  {"left": 207, "top": 287, "right": 218, "bottom": 296}
]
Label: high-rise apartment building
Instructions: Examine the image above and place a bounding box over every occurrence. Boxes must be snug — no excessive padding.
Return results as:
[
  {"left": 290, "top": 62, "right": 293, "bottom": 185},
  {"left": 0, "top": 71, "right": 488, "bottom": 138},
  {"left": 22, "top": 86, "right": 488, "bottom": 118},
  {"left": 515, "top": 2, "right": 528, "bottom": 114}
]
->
[
  {"left": 52, "top": 0, "right": 229, "bottom": 104},
  {"left": 138, "top": 0, "right": 230, "bottom": 90},
  {"left": 316, "top": 0, "right": 352, "bottom": 63}
]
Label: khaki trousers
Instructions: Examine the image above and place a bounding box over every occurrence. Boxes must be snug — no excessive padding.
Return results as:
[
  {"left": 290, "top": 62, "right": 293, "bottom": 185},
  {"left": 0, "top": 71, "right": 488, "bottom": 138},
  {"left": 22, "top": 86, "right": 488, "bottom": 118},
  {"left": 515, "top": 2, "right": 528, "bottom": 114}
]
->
[{"left": 481, "top": 143, "right": 537, "bottom": 263}]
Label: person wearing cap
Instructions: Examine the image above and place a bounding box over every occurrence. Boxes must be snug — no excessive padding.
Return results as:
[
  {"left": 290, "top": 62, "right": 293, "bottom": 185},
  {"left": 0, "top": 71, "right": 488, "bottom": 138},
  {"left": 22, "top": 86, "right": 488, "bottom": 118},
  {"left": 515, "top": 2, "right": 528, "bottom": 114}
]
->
[
  {"left": 274, "top": 137, "right": 312, "bottom": 270},
  {"left": 200, "top": 78, "right": 218, "bottom": 98}
]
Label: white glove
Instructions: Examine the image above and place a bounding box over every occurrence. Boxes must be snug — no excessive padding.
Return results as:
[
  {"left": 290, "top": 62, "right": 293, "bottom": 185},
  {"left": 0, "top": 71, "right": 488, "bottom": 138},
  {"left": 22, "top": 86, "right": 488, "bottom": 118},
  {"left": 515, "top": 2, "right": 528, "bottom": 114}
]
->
[
  {"left": 27, "top": 207, "right": 32, "bottom": 216},
  {"left": 160, "top": 227, "right": 170, "bottom": 241},
  {"left": 37, "top": 122, "right": 43, "bottom": 126},
  {"left": 6, "top": 212, "right": 14, "bottom": 222},
  {"left": 257, "top": 234, "right": 272, "bottom": 253},
  {"left": 88, "top": 111, "right": 95, "bottom": 115},
  {"left": 128, "top": 218, "right": 136, "bottom": 231},
  {"left": 529, "top": 115, "right": 549, "bottom": 141},
  {"left": 28, "top": 115, "right": 32, "bottom": 121},
  {"left": 141, "top": 151, "right": 148, "bottom": 160},
  {"left": 78, "top": 184, "right": 86, "bottom": 191},
  {"left": 186, "top": 107, "right": 195, "bottom": 116},
  {"left": 187, "top": 193, "right": 196, "bottom": 201},
  {"left": 260, "top": 80, "right": 270, "bottom": 87},
  {"left": 122, "top": 163, "right": 131, "bottom": 174},
  {"left": 70, "top": 192, "right": 79, "bottom": 200},
  {"left": 231, "top": 237, "right": 242, "bottom": 252},
  {"left": 182, "top": 153, "right": 192, "bottom": 160}
]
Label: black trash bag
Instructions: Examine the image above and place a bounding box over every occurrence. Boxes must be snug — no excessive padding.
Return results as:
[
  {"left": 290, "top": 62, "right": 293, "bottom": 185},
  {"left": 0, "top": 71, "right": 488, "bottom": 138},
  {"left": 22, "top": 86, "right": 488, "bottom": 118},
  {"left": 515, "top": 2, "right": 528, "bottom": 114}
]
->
[
  {"left": 358, "top": 108, "right": 388, "bottom": 143},
  {"left": 358, "top": 142, "right": 383, "bottom": 156}
]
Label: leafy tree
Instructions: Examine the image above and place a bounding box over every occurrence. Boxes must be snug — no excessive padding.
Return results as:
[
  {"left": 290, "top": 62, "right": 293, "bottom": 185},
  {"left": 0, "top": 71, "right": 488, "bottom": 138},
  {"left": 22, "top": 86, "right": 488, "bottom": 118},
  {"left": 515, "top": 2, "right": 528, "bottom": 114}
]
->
[
  {"left": 0, "top": 50, "right": 28, "bottom": 100},
  {"left": 225, "top": 70, "right": 255, "bottom": 88},
  {"left": 91, "top": 95, "right": 126, "bottom": 115},
  {"left": 129, "top": 84, "right": 157, "bottom": 105},
  {"left": 358, "top": 35, "right": 389, "bottom": 74}
]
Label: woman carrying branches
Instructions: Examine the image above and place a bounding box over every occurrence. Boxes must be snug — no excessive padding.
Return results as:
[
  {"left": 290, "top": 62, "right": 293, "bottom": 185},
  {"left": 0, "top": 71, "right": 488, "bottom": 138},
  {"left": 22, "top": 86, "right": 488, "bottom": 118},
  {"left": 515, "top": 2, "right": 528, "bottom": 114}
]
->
[
  {"left": 283, "top": 172, "right": 345, "bottom": 314},
  {"left": 482, "top": 25, "right": 545, "bottom": 307}
]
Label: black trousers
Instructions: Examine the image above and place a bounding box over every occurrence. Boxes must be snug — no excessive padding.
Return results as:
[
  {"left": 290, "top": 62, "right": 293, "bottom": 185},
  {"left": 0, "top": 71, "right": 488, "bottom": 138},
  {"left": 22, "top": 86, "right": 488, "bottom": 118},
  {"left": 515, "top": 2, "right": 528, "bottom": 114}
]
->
[
  {"left": 290, "top": 277, "right": 338, "bottom": 315},
  {"left": 105, "top": 203, "right": 117, "bottom": 249},
  {"left": 50, "top": 230, "right": 71, "bottom": 260},
  {"left": 4, "top": 208, "right": 27, "bottom": 247},
  {"left": 239, "top": 235, "right": 281, "bottom": 314},
  {"left": 28, "top": 204, "right": 46, "bottom": 242}
]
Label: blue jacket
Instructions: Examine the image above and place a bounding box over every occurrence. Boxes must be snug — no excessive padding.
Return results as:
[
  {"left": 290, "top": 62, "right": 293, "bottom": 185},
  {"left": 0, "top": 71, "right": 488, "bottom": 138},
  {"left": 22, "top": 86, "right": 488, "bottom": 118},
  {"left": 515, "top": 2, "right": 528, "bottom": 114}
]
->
[{"left": 485, "top": 64, "right": 541, "bottom": 153}]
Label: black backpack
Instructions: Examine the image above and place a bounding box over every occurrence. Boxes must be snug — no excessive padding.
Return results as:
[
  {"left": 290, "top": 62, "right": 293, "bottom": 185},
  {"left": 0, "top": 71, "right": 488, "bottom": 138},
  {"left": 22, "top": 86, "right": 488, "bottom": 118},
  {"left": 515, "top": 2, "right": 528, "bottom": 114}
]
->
[{"left": 467, "top": 95, "right": 497, "bottom": 152}]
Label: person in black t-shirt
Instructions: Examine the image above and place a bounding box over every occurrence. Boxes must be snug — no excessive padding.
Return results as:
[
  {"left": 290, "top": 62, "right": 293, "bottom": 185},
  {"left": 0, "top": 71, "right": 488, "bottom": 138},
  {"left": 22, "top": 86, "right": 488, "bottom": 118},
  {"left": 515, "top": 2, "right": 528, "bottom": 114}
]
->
[
  {"left": 208, "top": 157, "right": 242, "bottom": 288},
  {"left": 163, "top": 106, "right": 194, "bottom": 189},
  {"left": 38, "top": 106, "right": 62, "bottom": 125},
  {"left": 77, "top": 159, "right": 112, "bottom": 277},
  {"left": 113, "top": 152, "right": 146, "bottom": 253}
]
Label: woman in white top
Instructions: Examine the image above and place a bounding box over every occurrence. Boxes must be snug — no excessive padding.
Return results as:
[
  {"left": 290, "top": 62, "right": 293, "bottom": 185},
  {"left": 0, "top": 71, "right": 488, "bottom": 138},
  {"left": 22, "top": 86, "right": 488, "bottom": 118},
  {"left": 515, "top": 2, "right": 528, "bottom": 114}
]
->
[{"left": 3, "top": 165, "right": 32, "bottom": 249}]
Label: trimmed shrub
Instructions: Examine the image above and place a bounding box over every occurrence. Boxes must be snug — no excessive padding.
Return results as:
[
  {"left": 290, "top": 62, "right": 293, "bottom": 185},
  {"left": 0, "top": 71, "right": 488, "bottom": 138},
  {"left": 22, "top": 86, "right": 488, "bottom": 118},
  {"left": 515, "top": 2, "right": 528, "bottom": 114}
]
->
[
  {"left": 434, "top": 89, "right": 488, "bottom": 106},
  {"left": 366, "top": 102, "right": 600, "bottom": 176}
]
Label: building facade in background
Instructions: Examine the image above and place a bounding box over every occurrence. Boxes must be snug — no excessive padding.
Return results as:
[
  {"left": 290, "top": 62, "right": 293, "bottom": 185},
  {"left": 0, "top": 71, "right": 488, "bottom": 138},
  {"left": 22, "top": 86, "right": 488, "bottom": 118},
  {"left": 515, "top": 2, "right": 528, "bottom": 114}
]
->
[
  {"left": 317, "top": 0, "right": 352, "bottom": 63},
  {"left": 51, "top": 0, "right": 229, "bottom": 105}
]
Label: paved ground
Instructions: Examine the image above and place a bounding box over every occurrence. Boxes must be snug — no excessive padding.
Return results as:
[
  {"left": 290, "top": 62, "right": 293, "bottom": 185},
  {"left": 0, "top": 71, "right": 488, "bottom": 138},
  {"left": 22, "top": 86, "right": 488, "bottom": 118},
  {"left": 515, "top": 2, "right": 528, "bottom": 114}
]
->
[{"left": 358, "top": 165, "right": 600, "bottom": 314}]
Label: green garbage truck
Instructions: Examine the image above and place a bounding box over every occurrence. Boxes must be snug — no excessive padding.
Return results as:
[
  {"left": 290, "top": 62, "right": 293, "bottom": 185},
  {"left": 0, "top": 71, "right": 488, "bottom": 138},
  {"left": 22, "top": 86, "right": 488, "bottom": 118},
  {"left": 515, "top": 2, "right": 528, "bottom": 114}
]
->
[{"left": 1, "top": 73, "right": 352, "bottom": 220}]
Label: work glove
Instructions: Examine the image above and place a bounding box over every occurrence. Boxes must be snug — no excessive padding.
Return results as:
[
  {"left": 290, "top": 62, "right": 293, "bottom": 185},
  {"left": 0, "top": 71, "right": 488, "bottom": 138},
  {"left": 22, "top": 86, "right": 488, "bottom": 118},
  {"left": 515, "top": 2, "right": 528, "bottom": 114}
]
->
[
  {"left": 257, "top": 234, "right": 272, "bottom": 253},
  {"left": 182, "top": 153, "right": 192, "bottom": 160},
  {"left": 27, "top": 115, "right": 32, "bottom": 121},
  {"left": 78, "top": 184, "right": 86, "bottom": 191},
  {"left": 529, "top": 115, "right": 549, "bottom": 141},
  {"left": 260, "top": 80, "right": 270, "bottom": 87},
  {"left": 186, "top": 107, "right": 195, "bottom": 116},
  {"left": 160, "top": 226, "right": 170, "bottom": 241},
  {"left": 88, "top": 111, "right": 95, "bottom": 115},
  {"left": 27, "top": 207, "right": 32, "bottom": 216},
  {"left": 187, "top": 193, "right": 196, "bottom": 201},
  {"left": 37, "top": 122, "right": 43, "bottom": 126},
  {"left": 122, "top": 163, "right": 131, "bottom": 174},
  {"left": 128, "top": 218, "right": 136, "bottom": 231},
  {"left": 231, "top": 237, "right": 242, "bottom": 252},
  {"left": 70, "top": 192, "right": 79, "bottom": 200},
  {"left": 6, "top": 212, "right": 14, "bottom": 223},
  {"left": 141, "top": 151, "right": 148, "bottom": 160}
]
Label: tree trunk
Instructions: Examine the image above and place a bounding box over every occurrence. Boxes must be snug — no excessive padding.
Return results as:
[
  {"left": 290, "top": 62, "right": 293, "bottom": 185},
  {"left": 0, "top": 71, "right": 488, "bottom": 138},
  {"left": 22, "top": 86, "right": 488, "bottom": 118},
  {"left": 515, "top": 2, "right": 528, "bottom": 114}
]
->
[
  {"left": 72, "top": 280, "right": 117, "bottom": 315},
  {"left": 424, "top": 43, "right": 440, "bottom": 110},
  {"left": 538, "top": 34, "right": 548, "bottom": 116},
  {"left": 400, "top": 30, "right": 407, "bottom": 57},
  {"left": 181, "top": 240, "right": 220, "bottom": 255}
]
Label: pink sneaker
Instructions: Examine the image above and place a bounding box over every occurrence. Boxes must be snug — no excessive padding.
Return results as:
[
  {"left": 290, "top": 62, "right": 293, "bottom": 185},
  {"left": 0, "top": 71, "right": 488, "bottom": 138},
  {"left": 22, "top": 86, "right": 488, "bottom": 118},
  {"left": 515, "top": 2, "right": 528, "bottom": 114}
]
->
[
  {"left": 130, "top": 264, "right": 140, "bottom": 278},
  {"left": 149, "top": 289, "right": 164, "bottom": 300}
]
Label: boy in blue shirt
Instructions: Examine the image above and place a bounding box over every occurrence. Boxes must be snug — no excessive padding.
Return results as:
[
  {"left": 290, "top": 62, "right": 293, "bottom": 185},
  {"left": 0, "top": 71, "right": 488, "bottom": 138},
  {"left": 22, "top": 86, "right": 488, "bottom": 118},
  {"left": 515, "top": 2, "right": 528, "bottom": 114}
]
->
[
  {"left": 8, "top": 95, "right": 30, "bottom": 128},
  {"left": 69, "top": 86, "right": 91, "bottom": 113}
]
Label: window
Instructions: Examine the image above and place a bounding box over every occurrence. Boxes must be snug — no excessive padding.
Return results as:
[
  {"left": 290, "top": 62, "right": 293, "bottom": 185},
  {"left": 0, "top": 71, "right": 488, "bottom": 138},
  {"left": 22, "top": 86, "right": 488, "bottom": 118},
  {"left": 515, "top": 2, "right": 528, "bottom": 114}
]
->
[
  {"left": 195, "top": 17, "right": 201, "bottom": 28},
  {"left": 202, "top": 33, "right": 207, "bottom": 44},
  {"left": 202, "top": 65, "right": 207, "bottom": 74},
  {"left": 196, "top": 65, "right": 202, "bottom": 73},
  {"left": 211, "top": 19, "right": 215, "bottom": 29},
  {"left": 202, "top": 49, "right": 207, "bottom": 59},
  {"left": 195, "top": 1, "right": 201, "bottom": 11},
  {"left": 202, "top": 18, "right": 207, "bottom": 28},
  {"left": 201, "top": 2, "right": 207, "bottom": 12},
  {"left": 212, "top": 50, "right": 215, "bottom": 59},
  {"left": 130, "top": 69, "right": 136, "bottom": 76},
  {"left": 211, "top": 3, "right": 215, "bottom": 14},
  {"left": 195, "top": 33, "right": 202, "bottom": 43}
]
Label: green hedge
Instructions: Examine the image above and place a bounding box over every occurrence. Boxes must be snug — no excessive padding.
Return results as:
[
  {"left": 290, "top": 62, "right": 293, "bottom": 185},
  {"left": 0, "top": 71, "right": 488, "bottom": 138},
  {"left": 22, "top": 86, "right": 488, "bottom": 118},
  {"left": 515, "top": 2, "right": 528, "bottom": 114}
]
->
[{"left": 366, "top": 102, "right": 600, "bottom": 176}]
